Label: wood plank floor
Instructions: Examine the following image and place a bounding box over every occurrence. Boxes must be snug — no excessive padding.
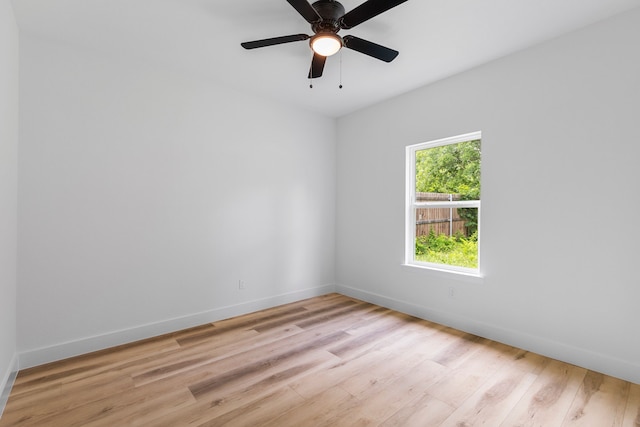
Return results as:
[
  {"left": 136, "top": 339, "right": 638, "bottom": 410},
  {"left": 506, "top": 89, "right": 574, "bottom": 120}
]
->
[{"left": 1, "top": 293, "right": 638, "bottom": 426}]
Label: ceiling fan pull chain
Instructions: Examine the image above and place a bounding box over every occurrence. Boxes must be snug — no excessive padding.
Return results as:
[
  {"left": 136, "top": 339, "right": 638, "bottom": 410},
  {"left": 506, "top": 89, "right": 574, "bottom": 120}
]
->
[
  {"left": 309, "top": 51, "right": 314, "bottom": 89},
  {"left": 339, "top": 50, "right": 343, "bottom": 89}
]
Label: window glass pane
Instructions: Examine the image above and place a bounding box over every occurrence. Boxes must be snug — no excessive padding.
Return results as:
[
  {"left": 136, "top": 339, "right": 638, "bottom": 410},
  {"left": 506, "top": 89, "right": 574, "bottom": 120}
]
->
[
  {"left": 414, "top": 207, "right": 479, "bottom": 269},
  {"left": 415, "top": 139, "right": 481, "bottom": 200}
]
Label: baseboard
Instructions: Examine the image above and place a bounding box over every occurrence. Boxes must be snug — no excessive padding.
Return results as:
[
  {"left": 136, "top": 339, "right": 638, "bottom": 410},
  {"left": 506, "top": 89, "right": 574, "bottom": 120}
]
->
[
  {"left": 0, "top": 353, "right": 18, "bottom": 419},
  {"left": 19, "top": 284, "right": 336, "bottom": 369},
  {"left": 337, "top": 284, "right": 640, "bottom": 385}
]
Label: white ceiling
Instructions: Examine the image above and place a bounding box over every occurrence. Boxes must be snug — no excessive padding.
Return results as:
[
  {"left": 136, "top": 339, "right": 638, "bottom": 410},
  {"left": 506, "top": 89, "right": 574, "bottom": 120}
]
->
[{"left": 11, "top": 0, "right": 640, "bottom": 117}]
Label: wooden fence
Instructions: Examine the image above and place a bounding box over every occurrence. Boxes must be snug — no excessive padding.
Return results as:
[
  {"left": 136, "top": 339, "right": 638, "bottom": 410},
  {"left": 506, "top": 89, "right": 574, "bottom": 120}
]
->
[{"left": 415, "top": 192, "right": 467, "bottom": 237}]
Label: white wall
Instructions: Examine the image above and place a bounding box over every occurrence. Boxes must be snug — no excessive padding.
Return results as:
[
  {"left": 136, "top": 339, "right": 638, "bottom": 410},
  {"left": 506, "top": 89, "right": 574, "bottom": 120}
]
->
[
  {"left": 0, "top": 0, "right": 19, "bottom": 413},
  {"left": 17, "top": 36, "right": 336, "bottom": 367},
  {"left": 336, "top": 8, "right": 640, "bottom": 384}
]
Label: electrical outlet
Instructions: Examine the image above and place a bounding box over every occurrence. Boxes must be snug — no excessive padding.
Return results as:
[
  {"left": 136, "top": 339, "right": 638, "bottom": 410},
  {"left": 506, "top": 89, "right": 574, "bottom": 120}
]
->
[{"left": 238, "top": 280, "right": 246, "bottom": 290}]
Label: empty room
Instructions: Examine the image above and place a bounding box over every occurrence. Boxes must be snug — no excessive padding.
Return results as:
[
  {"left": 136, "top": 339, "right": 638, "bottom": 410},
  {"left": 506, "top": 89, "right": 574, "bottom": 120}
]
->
[{"left": 1, "top": 0, "right": 639, "bottom": 425}]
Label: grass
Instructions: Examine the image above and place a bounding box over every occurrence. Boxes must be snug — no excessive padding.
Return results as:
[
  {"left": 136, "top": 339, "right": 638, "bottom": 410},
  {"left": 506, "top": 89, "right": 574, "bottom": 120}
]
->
[{"left": 415, "top": 231, "right": 478, "bottom": 269}]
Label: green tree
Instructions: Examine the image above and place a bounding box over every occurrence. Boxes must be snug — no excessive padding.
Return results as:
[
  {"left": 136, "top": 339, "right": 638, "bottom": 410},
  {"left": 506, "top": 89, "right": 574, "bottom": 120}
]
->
[{"left": 416, "top": 139, "right": 481, "bottom": 233}]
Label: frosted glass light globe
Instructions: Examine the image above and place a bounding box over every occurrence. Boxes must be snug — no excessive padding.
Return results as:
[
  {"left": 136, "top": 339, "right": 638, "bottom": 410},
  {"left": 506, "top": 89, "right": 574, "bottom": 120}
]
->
[{"left": 311, "top": 34, "right": 342, "bottom": 56}]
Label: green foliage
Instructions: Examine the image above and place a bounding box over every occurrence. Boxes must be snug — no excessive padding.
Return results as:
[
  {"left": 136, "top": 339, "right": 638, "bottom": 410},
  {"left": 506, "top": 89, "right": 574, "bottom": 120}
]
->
[
  {"left": 457, "top": 207, "right": 478, "bottom": 237},
  {"left": 416, "top": 139, "right": 481, "bottom": 233},
  {"left": 415, "top": 230, "right": 478, "bottom": 269},
  {"left": 415, "top": 139, "right": 481, "bottom": 197}
]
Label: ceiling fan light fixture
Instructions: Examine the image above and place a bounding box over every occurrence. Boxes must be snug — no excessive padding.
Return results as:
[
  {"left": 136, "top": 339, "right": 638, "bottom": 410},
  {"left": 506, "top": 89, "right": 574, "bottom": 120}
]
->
[
  {"left": 310, "top": 33, "right": 342, "bottom": 57},
  {"left": 241, "top": 0, "right": 408, "bottom": 79}
]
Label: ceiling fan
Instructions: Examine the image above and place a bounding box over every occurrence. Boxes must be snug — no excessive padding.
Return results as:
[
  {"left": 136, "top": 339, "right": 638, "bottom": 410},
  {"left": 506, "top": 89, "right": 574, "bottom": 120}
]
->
[{"left": 241, "top": 0, "right": 408, "bottom": 79}]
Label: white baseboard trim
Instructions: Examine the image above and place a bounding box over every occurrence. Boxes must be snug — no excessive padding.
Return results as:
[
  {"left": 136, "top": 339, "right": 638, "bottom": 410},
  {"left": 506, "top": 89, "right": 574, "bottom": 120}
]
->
[
  {"left": 0, "top": 353, "right": 19, "bottom": 419},
  {"left": 337, "top": 284, "right": 640, "bottom": 385},
  {"left": 19, "top": 284, "right": 336, "bottom": 369}
]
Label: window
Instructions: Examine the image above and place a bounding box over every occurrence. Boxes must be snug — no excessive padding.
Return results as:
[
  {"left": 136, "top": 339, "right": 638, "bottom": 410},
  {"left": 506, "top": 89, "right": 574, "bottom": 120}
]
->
[{"left": 405, "top": 132, "right": 481, "bottom": 275}]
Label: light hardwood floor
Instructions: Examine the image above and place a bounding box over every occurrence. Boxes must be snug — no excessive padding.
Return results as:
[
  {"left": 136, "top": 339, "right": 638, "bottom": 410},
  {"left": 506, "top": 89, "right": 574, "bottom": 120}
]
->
[{"left": 1, "top": 293, "right": 638, "bottom": 426}]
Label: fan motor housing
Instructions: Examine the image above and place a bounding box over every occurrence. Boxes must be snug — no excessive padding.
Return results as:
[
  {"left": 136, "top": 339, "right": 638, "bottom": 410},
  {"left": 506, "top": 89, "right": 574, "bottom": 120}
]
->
[{"left": 311, "top": 0, "right": 345, "bottom": 33}]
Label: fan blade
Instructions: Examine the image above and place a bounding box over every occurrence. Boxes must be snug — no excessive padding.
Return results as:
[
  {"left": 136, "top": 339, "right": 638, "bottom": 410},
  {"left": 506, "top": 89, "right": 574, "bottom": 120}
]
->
[
  {"left": 308, "top": 53, "right": 327, "bottom": 78},
  {"left": 341, "top": 0, "right": 408, "bottom": 29},
  {"left": 287, "top": 0, "right": 322, "bottom": 23},
  {"left": 343, "top": 35, "right": 399, "bottom": 62},
  {"left": 241, "top": 34, "right": 310, "bottom": 49}
]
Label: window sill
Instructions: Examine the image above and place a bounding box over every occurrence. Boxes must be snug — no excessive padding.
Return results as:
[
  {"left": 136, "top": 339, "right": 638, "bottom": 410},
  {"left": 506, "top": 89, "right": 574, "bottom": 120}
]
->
[{"left": 402, "top": 263, "right": 484, "bottom": 284}]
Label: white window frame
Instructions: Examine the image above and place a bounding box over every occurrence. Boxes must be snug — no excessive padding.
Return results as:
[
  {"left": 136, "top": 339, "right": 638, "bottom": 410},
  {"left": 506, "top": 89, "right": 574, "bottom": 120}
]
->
[{"left": 405, "top": 131, "right": 481, "bottom": 276}]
